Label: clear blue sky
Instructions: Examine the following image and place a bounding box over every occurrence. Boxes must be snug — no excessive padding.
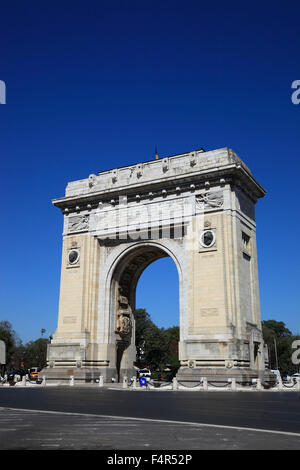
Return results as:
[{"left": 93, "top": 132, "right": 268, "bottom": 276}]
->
[{"left": 0, "top": 1, "right": 299, "bottom": 343}]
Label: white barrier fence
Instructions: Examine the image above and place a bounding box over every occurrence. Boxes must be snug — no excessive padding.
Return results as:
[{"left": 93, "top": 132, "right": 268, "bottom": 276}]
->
[
  {"left": 169, "top": 376, "right": 300, "bottom": 392},
  {"left": 1, "top": 373, "right": 299, "bottom": 391}
]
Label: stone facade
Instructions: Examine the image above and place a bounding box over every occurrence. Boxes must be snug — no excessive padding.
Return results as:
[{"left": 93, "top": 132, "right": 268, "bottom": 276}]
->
[{"left": 41, "top": 147, "right": 274, "bottom": 384}]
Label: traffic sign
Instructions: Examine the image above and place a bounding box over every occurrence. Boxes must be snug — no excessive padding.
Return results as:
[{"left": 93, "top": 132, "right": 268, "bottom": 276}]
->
[{"left": 139, "top": 377, "right": 147, "bottom": 386}]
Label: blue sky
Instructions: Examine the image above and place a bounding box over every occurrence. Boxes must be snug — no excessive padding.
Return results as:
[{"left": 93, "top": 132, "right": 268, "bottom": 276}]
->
[{"left": 0, "top": 0, "right": 299, "bottom": 343}]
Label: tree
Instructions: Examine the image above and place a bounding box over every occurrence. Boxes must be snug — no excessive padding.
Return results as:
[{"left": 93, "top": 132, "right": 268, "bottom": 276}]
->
[
  {"left": 162, "top": 326, "right": 180, "bottom": 370},
  {"left": 134, "top": 309, "right": 180, "bottom": 373},
  {"left": 0, "top": 321, "right": 50, "bottom": 372},
  {"left": 22, "top": 338, "right": 48, "bottom": 370},
  {"left": 134, "top": 308, "right": 166, "bottom": 370},
  {"left": 135, "top": 308, "right": 151, "bottom": 363},
  {"left": 262, "top": 320, "right": 297, "bottom": 376},
  {"left": 0, "top": 321, "right": 22, "bottom": 370},
  {"left": 262, "top": 320, "right": 292, "bottom": 339}
]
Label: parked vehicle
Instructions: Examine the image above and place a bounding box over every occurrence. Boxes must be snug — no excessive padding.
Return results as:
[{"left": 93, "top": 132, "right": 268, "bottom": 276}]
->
[
  {"left": 7, "top": 369, "right": 27, "bottom": 385},
  {"left": 28, "top": 367, "right": 40, "bottom": 381},
  {"left": 138, "top": 369, "right": 151, "bottom": 382},
  {"left": 271, "top": 369, "right": 281, "bottom": 382}
]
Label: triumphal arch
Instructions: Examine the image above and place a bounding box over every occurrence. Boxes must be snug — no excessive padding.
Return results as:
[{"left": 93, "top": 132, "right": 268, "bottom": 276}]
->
[{"left": 42, "top": 147, "right": 274, "bottom": 384}]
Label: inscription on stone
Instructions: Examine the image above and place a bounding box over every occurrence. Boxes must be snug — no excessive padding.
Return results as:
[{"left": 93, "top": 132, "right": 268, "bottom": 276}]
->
[
  {"left": 200, "top": 308, "right": 219, "bottom": 317},
  {"left": 63, "top": 316, "right": 77, "bottom": 324}
]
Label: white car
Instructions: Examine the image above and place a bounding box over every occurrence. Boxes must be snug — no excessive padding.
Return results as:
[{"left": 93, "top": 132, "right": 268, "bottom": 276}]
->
[
  {"left": 138, "top": 369, "right": 151, "bottom": 382},
  {"left": 271, "top": 370, "right": 281, "bottom": 382}
]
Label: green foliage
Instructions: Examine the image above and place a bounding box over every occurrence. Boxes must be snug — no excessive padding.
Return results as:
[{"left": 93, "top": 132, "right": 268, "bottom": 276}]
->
[
  {"left": 262, "top": 320, "right": 299, "bottom": 376},
  {"left": 22, "top": 338, "right": 48, "bottom": 370},
  {"left": 0, "top": 321, "right": 22, "bottom": 370},
  {"left": 262, "top": 320, "right": 292, "bottom": 339},
  {"left": 163, "top": 326, "right": 180, "bottom": 370},
  {"left": 134, "top": 308, "right": 165, "bottom": 370},
  {"left": 0, "top": 320, "right": 48, "bottom": 372},
  {"left": 134, "top": 309, "right": 180, "bottom": 373}
]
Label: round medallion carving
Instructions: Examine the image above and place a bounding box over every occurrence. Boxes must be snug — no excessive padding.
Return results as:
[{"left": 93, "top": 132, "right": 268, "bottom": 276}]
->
[
  {"left": 68, "top": 249, "right": 80, "bottom": 265},
  {"left": 200, "top": 230, "right": 215, "bottom": 248}
]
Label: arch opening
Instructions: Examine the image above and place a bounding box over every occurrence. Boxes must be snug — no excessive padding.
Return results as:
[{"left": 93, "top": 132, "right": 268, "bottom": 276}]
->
[
  {"left": 135, "top": 257, "right": 180, "bottom": 378},
  {"left": 109, "top": 243, "right": 181, "bottom": 382},
  {"left": 136, "top": 257, "right": 179, "bottom": 330}
]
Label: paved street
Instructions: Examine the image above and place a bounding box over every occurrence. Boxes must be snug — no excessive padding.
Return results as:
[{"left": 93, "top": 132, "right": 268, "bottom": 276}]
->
[{"left": 0, "top": 387, "right": 300, "bottom": 450}]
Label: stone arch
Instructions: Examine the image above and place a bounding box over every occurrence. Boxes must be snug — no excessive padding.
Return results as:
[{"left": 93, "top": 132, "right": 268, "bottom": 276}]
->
[{"left": 45, "top": 147, "right": 275, "bottom": 385}]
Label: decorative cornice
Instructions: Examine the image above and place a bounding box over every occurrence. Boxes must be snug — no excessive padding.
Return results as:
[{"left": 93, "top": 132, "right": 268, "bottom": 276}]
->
[{"left": 53, "top": 148, "right": 266, "bottom": 214}]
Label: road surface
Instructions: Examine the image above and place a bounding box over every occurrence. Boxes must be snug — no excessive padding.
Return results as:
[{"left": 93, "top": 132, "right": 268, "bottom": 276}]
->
[{"left": 0, "top": 387, "right": 300, "bottom": 450}]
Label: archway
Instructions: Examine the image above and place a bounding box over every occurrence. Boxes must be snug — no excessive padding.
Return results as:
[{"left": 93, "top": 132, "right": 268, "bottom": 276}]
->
[
  {"left": 108, "top": 242, "right": 182, "bottom": 381},
  {"left": 135, "top": 257, "right": 180, "bottom": 376}
]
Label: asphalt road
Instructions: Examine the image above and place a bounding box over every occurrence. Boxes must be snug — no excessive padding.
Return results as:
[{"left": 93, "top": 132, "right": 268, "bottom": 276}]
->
[{"left": 0, "top": 387, "right": 300, "bottom": 450}]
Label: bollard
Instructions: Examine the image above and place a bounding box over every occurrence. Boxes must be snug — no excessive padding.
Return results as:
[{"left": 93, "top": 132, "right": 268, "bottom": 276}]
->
[
  {"left": 172, "top": 377, "right": 178, "bottom": 391},
  {"left": 22, "top": 375, "right": 26, "bottom": 387},
  {"left": 123, "top": 376, "right": 128, "bottom": 389},
  {"left": 256, "top": 378, "right": 262, "bottom": 390},
  {"left": 277, "top": 376, "right": 283, "bottom": 390},
  {"left": 132, "top": 377, "right": 137, "bottom": 389},
  {"left": 69, "top": 375, "right": 74, "bottom": 386},
  {"left": 296, "top": 379, "right": 300, "bottom": 391},
  {"left": 42, "top": 376, "right": 46, "bottom": 387},
  {"left": 98, "top": 375, "right": 104, "bottom": 387},
  {"left": 203, "top": 377, "right": 208, "bottom": 391},
  {"left": 230, "top": 378, "right": 236, "bottom": 391}
]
